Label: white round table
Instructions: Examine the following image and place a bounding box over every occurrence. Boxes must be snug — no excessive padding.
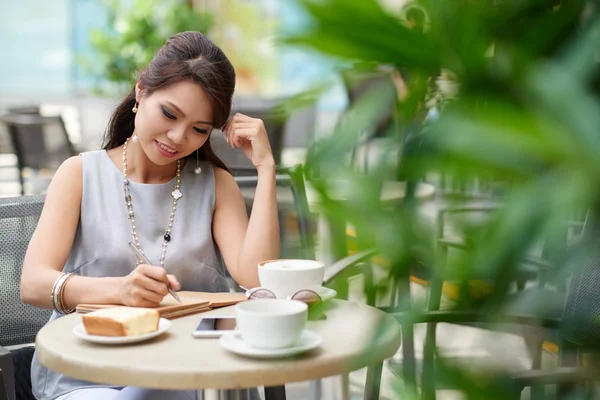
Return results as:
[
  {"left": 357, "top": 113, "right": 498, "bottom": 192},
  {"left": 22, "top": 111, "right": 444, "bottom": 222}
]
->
[{"left": 35, "top": 300, "right": 402, "bottom": 399}]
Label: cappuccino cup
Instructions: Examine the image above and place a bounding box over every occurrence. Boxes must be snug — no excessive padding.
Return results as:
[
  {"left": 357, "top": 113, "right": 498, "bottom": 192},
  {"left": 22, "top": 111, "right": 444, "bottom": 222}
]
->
[
  {"left": 235, "top": 299, "right": 308, "bottom": 349},
  {"left": 258, "top": 259, "right": 325, "bottom": 299}
]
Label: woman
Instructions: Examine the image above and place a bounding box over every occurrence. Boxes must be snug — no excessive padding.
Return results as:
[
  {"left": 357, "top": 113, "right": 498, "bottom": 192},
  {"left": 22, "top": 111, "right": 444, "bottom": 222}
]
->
[{"left": 20, "top": 31, "right": 279, "bottom": 400}]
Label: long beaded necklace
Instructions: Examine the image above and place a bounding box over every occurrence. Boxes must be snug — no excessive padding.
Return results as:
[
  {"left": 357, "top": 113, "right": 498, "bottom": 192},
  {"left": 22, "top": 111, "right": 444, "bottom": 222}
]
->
[{"left": 122, "top": 136, "right": 183, "bottom": 268}]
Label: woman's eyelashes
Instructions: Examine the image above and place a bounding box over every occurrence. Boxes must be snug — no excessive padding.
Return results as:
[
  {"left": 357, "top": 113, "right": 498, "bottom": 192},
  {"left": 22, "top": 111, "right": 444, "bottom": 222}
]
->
[
  {"left": 161, "top": 106, "right": 176, "bottom": 120},
  {"left": 161, "top": 106, "right": 209, "bottom": 135},
  {"left": 193, "top": 127, "right": 209, "bottom": 135}
]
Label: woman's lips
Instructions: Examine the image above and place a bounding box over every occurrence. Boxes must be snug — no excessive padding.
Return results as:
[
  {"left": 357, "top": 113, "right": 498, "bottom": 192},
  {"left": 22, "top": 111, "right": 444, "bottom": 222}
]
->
[{"left": 155, "top": 140, "right": 178, "bottom": 158}]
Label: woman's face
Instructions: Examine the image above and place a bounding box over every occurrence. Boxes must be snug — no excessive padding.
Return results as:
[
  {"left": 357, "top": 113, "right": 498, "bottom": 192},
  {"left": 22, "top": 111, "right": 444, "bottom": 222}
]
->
[{"left": 134, "top": 80, "right": 214, "bottom": 165}]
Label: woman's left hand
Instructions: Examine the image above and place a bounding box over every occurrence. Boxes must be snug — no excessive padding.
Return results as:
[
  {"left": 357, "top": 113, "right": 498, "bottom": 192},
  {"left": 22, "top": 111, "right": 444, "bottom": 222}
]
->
[{"left": 223, "top": 113, "right": 275, "bottom": 170}]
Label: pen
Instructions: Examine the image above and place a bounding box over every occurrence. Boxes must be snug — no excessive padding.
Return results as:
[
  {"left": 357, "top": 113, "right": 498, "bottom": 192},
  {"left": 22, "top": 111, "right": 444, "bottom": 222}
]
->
[{"left": 128, "top": 242, "right": 182, "bottom": 303}]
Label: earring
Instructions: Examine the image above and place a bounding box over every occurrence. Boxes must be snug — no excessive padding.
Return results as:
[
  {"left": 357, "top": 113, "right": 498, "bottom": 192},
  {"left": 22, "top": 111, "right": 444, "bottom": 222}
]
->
[
  {"left": 132, "top": 135, "right": 138, "bottom": 143},
  {"left": 194, "top": 150, "right": 202, "bottom": 174},
  {"left": 132, "top": 101, "right": 138, "bottom": 114}
]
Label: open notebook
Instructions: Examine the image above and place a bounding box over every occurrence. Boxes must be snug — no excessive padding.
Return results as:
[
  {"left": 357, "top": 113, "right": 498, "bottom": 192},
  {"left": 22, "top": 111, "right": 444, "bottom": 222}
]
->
[{"left": 76, "top": 291, "right": 247, "bottom": 320}]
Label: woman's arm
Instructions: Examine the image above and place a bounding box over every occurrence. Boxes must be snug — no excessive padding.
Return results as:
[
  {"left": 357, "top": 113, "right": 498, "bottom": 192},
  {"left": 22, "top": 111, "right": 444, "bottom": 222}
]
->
[
  {"left": 21, "top": 156, "right": 177, "bottom": 310},
  {"left": 212, "top": 113, "right": 280, "bottom": 288},
  {"left": 20, "top": 156, "right": 121, "bottom": 309},
  {"left": 212, "top": 164, "right": 279, "bottom": 289}
]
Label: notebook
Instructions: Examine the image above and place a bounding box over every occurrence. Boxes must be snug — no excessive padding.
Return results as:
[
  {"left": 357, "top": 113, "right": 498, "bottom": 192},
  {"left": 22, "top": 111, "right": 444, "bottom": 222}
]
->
[{"left": 76, "top": 291, "right": 247, "bottom": 320}]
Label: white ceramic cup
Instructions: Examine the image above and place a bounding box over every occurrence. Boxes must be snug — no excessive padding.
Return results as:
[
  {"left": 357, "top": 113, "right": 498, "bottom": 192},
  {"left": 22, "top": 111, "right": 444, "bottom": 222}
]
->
[
  {"left": 235, "top": 299, "right": 308, "bottom": 349},
  {"left": 258, "top": 259, "right": 325, "bottom": 299}
]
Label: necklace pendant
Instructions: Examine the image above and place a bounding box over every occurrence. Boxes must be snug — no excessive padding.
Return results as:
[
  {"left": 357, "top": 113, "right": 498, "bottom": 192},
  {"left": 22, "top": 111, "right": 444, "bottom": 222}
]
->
[
  {"left": 164, "top": 233, "right": 171, "bottom": 242},
  {"left": 171, "top": 189, "right": 182, "bottom": 200}
]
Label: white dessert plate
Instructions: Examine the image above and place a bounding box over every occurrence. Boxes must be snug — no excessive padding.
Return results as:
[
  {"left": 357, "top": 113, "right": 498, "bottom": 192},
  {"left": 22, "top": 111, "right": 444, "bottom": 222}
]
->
[
  {"left": 220, "top": 330, "right": 322, "bottom": 359},
  {"left": 73, "top": 318, "right": 171, "bottom": 345},
  {"left": 244, "top": 286, "right": 337, "bottom": 301}
]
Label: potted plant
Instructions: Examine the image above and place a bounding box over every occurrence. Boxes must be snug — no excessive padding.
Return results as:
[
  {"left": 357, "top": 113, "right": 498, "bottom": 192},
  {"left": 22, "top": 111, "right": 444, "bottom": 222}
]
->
[{"left": 285, "top": 0, "right": 600, "bottom": 397}]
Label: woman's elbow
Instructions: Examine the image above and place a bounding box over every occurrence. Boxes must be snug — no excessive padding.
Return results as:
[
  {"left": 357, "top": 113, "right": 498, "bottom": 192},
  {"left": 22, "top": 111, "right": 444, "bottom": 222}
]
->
[
  {"left": 20, "top": 280, "right": 32, "bottom": 305},
  {"left": 20, "top": 269, "right": 38, "bottom": 306}
]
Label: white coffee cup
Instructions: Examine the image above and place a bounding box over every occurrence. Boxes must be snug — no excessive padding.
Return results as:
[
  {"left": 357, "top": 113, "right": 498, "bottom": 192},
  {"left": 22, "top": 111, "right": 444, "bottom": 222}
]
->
[
  {"left": 235, "top": 299, "right": 308, "bottom": 349},
  {"left": 258, "top": 259, "right": 325, "bottom": 299}
]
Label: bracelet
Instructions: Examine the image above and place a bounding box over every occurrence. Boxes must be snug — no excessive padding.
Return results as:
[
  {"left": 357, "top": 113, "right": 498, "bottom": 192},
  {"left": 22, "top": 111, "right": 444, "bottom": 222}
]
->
[
  {"left": 50, "top": 273, "right": 66, "bottom": 314},
  {"left": 53, "top": 273, "right": 71, "bottom": 314},
  {"left": 58, "top": 273, "right": 76, "bottom": 314},
  {"left": 50, "top": 273, "right": 74, "bottom": 315}
]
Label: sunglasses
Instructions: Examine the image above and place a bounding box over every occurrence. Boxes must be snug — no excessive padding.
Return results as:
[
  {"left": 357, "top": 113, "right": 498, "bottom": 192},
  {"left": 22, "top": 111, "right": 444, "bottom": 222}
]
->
[{"left": 247, "top": 288, "right": 326, "bottom": 320}]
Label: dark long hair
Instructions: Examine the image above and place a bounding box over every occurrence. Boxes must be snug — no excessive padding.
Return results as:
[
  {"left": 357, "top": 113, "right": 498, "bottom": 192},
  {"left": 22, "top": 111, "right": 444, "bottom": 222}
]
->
[{"left": 102, "top": 31, "right": 235, "bottom": 171}]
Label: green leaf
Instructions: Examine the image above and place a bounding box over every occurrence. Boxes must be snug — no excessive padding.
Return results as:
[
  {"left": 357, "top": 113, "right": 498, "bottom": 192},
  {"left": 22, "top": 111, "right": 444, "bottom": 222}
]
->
[
  {"left": 79, "top": 0, "right": 214, "bottom": 95},
  {"left": 282, "top": 0, "right": 441, "bottom": 72}
]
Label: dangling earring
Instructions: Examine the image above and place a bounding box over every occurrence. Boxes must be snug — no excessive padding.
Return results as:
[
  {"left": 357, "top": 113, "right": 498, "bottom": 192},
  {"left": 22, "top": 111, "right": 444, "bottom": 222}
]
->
[
  {"left": 132, "top": 135, "right": 138, "bottom": 143},
  {"left": 132, "top": 101, "right": 138, "bottom": 114},
  {"left": 194, "top": 149, "right": 202, "bottom": 174}
]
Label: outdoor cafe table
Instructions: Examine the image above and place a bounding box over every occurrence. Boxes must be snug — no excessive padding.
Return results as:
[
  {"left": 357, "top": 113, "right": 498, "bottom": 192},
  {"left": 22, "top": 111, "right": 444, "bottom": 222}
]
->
[{"left": 35, "top": 300, "right": 402, "bottom": 400}]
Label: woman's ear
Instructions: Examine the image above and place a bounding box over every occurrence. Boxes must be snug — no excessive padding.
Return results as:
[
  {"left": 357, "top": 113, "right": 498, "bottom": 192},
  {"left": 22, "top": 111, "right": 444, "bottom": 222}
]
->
[{"left": 135, "top": 81, "right": 145, "bottom": 102}]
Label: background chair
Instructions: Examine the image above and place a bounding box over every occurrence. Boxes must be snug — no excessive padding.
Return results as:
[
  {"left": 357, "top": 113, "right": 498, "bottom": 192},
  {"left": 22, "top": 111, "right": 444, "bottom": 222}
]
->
[
  {"left": 339, "top": 68, "right": 398, "bottom": 172},
  {"left": 0, "top": 195, "right": 50, "bottom": 400},
  {"left": 417, "top": 205, "right": 580, "bottom": 399},
  {"left": 377, "top": 209, "right": 598, "bottom": 400},
  {"left": 0, "top": 112, "right": 76, "bottom": 195},
  {"left": 340, "top": 69, "right": 395, "bottom": 139},
  {"left": 511, "top": 366, "right": 600, "bottom": 399}
]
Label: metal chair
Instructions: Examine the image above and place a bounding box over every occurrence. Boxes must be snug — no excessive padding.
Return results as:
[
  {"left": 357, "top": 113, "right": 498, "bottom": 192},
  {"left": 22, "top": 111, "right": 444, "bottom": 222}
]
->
[
  {"left": 416, "top": 205, "right": 578, "bottom": 399},
  {"left": 340, "top": 68, "right": 395, "bottom": 138},
  {"left": 0, "top": 113, "right": 76, "bottom": 195},
  {"left": 379, "top": 209, "right": 600, "bottom": 400},
  {"left": 0, "top": 195, "right": 50, "bottom": 400},
  {"left": 339, "top": 68, "right": 397, "bottom": 171}
]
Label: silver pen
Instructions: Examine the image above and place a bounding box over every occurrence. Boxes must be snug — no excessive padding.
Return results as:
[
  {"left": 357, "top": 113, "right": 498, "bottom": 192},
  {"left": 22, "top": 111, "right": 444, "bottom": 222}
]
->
[{"left": 128, "top": 242, "right": 182, "bottom": 303}]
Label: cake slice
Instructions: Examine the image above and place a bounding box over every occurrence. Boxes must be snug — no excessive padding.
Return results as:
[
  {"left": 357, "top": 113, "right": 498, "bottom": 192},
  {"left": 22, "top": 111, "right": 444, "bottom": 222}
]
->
[{"left": 82, "top": 306, "right": 160, "bottom": 337}]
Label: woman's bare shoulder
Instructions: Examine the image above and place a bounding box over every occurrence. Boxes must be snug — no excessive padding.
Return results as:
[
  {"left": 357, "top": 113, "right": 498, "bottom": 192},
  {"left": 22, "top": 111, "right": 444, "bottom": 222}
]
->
[
  {"left": 213, "top": 166, "right": 236, "bottom": 187},
  {"left": 55, "top": 155, "right": 83, "bottom": 180},
  {"left": 44, "top": 155, "right": 83, "bottom": 202}
]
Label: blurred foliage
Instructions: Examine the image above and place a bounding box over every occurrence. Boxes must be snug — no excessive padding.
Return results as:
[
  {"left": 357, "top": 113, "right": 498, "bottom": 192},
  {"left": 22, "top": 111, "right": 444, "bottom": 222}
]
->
[
  {"left": 284, "top": 0, "right": 600, "bottom": 397},
  {"left": 81, "top": 0, "right": 213, "bottom": 95}
]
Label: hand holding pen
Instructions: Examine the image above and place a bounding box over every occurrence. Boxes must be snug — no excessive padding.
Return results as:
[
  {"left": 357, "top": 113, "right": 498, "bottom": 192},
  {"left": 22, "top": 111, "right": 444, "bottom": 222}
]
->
[{"left": 117, "top": 242, "right": 182, "bottom": 307}]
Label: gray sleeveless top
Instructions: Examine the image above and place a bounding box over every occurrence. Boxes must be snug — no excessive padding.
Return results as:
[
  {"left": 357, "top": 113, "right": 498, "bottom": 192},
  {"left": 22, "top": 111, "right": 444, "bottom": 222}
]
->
[{"left": 31, "top": 150, "right": 230, "bottom": 400}]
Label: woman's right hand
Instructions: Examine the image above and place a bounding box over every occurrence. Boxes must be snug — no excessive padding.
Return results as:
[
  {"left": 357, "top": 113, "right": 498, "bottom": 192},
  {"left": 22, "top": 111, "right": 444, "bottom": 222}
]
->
[{"left": 119, "top": 264, "right": 181, "bottom": 307}]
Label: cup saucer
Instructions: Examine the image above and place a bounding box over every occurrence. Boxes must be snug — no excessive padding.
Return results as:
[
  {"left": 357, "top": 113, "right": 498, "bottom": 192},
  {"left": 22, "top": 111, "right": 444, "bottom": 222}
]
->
[
  {"left": 244, "top": 286, "right": 337, "bottom": 301},
  {"left": 220, "top": 330, "right": 322, "bottom": 359},
  {"left": 314, "top": 286, "right": 337, "bottom": 301}
]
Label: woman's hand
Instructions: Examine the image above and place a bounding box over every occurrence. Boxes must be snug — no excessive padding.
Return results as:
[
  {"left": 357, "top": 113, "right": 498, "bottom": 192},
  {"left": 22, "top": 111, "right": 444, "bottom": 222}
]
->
[
  {"left": 223, "top": 113, "right": 275, "bottom": 170},
  {"left": 119, "top": 264, "right": 181, "bottom": 307}
]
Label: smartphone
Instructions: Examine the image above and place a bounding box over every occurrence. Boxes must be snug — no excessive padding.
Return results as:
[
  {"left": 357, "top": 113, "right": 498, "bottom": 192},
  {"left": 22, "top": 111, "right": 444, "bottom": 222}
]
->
[{"left": 192, "top": 316, "right": 237, "bottom": 338}]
